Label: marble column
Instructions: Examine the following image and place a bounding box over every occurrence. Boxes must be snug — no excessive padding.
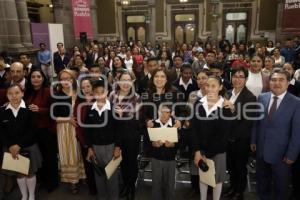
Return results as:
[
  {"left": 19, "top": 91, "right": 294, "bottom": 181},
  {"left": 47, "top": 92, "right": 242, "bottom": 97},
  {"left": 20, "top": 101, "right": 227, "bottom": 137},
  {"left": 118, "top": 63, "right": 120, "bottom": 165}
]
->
[
  {"left": 53, "top": 0, "right": 75, "bottom": 49},
  {"left": 148, "top": 0, "right": 156, "bottom": 44},
  {"left": 90, "top": 0, "right": 98, "bottom": 38},
  {"left": 2, "top": 0, "right": 25, "bottom": 51},
  {"left": 15, "top": 0, "right": 33, "bottom": 47},
  {"left": 276, "top": 0, "right": 284, "bottom": 41},
  {"left": 210, "top": 3, "right": 219, "bottom": 46},
  {"left": 0, "top": 1, "right": 9, "bottom": 51}
]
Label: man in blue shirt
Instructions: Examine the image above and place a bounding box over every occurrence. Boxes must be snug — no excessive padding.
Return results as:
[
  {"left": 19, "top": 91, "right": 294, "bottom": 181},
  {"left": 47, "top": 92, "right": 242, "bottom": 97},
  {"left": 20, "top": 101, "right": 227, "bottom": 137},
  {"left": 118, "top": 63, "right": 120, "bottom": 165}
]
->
[
  {"left": 37, "top": 43, "right": 52, "bottom": 82},
  {"left": 280, "top": 38, "right": 296, "bottom": 63}
]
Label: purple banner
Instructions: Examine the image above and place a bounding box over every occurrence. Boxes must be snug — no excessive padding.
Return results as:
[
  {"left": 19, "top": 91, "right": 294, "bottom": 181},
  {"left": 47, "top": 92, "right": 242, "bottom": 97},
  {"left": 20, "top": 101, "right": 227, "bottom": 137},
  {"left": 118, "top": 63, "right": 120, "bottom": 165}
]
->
[{"left": 30, "top": 23, "right": 50, "bottom": 48}]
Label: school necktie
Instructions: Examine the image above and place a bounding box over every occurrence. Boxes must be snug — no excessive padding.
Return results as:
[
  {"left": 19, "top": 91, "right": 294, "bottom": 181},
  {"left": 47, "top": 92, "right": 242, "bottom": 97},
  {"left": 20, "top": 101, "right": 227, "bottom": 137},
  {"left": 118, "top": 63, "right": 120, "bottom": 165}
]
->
[{"left": 268, "top": 96, "right": 278, "bottom": 119}]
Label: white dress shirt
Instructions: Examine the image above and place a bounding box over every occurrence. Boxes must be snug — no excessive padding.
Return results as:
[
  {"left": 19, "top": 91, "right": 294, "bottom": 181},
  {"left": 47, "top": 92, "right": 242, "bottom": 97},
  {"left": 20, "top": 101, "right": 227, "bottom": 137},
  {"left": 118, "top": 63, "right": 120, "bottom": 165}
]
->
[
  {"left": 200, "top": 96, "right": 224, "bottom": 117},
  {"left": 6, "top": 99, "right": 26, "bottom": 117},
  {"left": 229, "top": 88, "right": 242, "bottom": 104},
  {"left": 155, "top": 118, "right": 173, "bottom": 128},
  {"left": 268, "top": 91, "right": 287, "bottom": 113},
  {"left": 179, "top": 78, "right": 193, "bottom": 91},
  {"left": 91, "top": 99, "right": 111, "bottom": 117}
]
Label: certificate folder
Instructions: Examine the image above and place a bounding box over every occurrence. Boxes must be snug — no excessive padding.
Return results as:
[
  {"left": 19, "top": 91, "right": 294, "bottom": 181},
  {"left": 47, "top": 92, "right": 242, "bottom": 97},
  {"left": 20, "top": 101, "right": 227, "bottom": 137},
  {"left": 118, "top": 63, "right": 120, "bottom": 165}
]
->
[
  {"left": 105, "top": 156, "right": 122, "bottom": 180},
  {"left": 199, "top": 159, "right": 216, "bottom": 188},
  {"left": 2, "top": 152, "right": 30, "bottom": 175},
  {"left": 147, "top": 127, "right": 178, "bottom": 143}
]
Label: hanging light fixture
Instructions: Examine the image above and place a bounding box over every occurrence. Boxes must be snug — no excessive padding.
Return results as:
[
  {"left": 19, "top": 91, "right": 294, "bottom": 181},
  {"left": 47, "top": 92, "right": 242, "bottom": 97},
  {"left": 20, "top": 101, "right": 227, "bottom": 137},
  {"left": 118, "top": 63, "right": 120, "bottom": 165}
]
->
[
  {"left": 121, "top": 0, "right": 130, "bottom": 6},
  {"left": 179, "top": 0, "right": 188, "bottom": 3}
]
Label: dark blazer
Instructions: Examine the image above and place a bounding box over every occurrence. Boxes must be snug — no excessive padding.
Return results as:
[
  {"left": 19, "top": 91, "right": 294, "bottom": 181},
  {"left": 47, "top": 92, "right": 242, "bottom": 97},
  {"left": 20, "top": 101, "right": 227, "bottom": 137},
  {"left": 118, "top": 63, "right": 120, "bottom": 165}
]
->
[
  {"left": 53, "top": 51, "right": 70, "bottom": 74},
  {"left": 251, "top": 92, "right": 300, "bottom": 164},
  {"left": 228, "top": 87, "right": 257, "bottom": 140},
  {"left": 191, "top": 101, "right": 232, "bottom": 158},
  {"left": 173, "top": 78, "right": 198, "bottom": 102},
  {"left": 167, "top": 67, "right": 181, "bottom": 83},
  {"left": 288, "top": 79, "right": 300, "bottom": 97},
  {"left": 0, "top": 106, "right": 36, "bottom": 148}
]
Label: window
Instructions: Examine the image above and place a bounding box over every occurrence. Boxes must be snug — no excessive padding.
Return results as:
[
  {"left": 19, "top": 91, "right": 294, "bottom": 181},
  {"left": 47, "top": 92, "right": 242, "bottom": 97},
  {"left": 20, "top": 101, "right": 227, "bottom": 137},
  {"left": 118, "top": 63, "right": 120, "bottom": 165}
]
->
[
  {"left": 126, "top": 16, "right": 145, "bottom": 23},
  {"left": 226, "top": 12, "right": 247, "bottom": 21},
  {"left": 175, "top": 14, "right": 195, "bottom": 22}
]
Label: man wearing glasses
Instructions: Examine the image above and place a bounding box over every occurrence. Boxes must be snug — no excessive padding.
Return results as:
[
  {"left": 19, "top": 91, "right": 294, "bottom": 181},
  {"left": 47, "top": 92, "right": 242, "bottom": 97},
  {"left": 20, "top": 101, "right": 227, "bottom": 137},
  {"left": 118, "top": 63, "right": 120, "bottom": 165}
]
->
[{"left": 223, "top": 66, "right": 257, "bottom": 200}]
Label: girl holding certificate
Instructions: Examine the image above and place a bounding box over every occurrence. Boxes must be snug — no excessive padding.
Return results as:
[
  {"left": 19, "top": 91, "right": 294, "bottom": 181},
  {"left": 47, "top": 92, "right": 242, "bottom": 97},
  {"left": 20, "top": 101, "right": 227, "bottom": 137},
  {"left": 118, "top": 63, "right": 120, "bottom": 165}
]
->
[
  {"left": 0, "top": 84, "right": 42, "bottom": 200},
  {"left": 146, "top": 104, "right": 181, "bottom": 200},
  {"left": 191, "top": 75, "right": 233, "bottom": 200}
]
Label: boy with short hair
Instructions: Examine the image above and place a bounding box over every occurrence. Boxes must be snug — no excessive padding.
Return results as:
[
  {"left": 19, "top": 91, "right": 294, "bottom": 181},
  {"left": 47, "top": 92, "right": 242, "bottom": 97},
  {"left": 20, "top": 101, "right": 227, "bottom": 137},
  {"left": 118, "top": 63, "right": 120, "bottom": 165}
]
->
[{"left": 85, "top": 80, "right": 121, "bottom": 200}]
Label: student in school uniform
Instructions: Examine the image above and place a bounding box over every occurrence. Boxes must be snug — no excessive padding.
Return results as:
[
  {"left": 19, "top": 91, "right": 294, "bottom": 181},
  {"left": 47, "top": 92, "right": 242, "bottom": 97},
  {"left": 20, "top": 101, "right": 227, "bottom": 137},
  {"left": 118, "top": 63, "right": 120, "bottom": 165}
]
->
[
  {"left": 191, "top": 75, "right": 234, "bottom": 200},
  {"left": 0, "top": 84, "right": 42, "bottom": 200},
  {"left": 146, "top": 104, "right": 181, "bottom": 200},
  {"left": 85, "top": 79, "right": 121, "bottom": 200}
]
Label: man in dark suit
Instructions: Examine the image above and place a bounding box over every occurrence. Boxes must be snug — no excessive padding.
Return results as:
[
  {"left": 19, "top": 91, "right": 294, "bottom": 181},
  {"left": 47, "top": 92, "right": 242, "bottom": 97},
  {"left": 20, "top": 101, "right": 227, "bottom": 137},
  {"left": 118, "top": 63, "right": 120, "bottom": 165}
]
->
[
  {"left": 223, "top": 67, "right": 256, "bottom": 200},
  {"left": 85, "top": 44, "right": 100, "bottom": 67},
  {"left": 168, "top": 55, "right": 183, "bottom": 83},
  {"left": 53, "top": 42, "right": 70, "bottom": 75},
  {"left": 251, "top": 69, "right": 300, "bottom": 200},
  {"left": 138, "top": 57, "right": 159, "bottom": 94},
  {"left": 19, "top": 53, "right": 39, "bottom": 76},
  {"left": 173, "top": 63, "right": 198, "bottom": 102}
]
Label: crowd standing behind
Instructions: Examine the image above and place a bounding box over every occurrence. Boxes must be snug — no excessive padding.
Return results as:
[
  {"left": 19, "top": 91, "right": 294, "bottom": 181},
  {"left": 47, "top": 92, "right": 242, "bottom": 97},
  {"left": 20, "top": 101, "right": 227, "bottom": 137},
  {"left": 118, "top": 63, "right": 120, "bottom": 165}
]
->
[{"left": 0, "top": 36, "right": 300, "bottom": 200}]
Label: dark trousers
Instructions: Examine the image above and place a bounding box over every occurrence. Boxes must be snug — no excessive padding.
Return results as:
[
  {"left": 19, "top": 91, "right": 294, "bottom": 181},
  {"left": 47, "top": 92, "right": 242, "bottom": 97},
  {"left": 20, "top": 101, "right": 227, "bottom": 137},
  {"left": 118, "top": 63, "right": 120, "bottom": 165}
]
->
[
  {"left": 256, "top": 157, "right": 290, "bottom": 200},
  {"left": 227, "top": 138, "right": 250, "bottom": 193},
  {"left": 292, "top": 155, "right": 300, "bottom": 199},
  {"left": 120, "top": 137, "right": 139, "bottom": 189},
  {"left": 151, "top": 158, "right": 176, "bottom": 200},
  {"left": 81, "top": 144, "right": 97, "bottom": 194},
  {"left": 36, "top": 128, "right": 59, "bottom": 189}
]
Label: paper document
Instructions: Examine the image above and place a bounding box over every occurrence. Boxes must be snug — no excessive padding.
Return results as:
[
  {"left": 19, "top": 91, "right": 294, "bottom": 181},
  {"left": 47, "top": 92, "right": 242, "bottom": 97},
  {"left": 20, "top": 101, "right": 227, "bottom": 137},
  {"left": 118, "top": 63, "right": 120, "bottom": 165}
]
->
[
  {"left": 147, "top": 127, "right": 178, "bottom": 143},
  {"left": 2, "top": 152, "right": 30, "bottom": 175},
  {"left": 105, "top": 156, "right": 122, "bottom": 180},
  {"left": 199, "top": 159, "right": 216, "bottom": 187}
]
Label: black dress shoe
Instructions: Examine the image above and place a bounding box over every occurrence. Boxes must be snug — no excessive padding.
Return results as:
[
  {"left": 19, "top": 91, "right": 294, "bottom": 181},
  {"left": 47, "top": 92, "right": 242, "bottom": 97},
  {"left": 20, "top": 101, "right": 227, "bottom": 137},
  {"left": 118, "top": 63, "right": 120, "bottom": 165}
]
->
[
  {"left": 222, "top": 188, "right": 235, "bottom": 198},
  {"left": 231, "top": 193, "right": 244, "bottom": 200}
]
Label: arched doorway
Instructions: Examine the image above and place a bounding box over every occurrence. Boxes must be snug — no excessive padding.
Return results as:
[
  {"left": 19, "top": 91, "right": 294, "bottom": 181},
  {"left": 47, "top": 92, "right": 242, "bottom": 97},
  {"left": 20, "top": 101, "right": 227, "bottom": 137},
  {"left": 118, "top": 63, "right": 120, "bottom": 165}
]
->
[{"left": 125, "top": 15, "right": 147, "bottom": 43}]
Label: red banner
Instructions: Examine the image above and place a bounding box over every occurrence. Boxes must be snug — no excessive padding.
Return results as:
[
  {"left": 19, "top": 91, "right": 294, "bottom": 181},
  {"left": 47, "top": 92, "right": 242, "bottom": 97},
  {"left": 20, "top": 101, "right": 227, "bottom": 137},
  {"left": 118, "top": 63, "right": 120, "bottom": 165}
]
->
[
  {"left": 72, "top": 0, "right": 93, "bottom": 39},
  {"left": 282, "top": 0, "right": 300, "bottom": 33}
]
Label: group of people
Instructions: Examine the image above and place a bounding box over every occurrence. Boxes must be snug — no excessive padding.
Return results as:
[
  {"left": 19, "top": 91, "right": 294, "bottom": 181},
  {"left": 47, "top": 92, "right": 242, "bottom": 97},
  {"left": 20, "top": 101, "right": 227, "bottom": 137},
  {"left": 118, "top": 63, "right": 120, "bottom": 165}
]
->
[{"left": 0, "top": 36, "right": 299, "bottom": 200}]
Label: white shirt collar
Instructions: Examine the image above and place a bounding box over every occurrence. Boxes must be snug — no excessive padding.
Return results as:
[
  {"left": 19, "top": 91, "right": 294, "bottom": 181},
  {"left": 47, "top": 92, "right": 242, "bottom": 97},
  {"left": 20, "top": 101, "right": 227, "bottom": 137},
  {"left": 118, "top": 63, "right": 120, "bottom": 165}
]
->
[
  {"left": 155, "top": 118, "right": 173, "bottom": 128},
  {"left": 147, "top": 73, "right": 151, "bottom": 79},
  {"left": 200, "top": 96, "right": 224, "bottom": 117},
  {"left": 0, "top": 70, "right": 5, "bottom": 77},
  {"left": 179, "top": 78, "right": 193, "bottom": 90},
  {"left": 11, "top": 78, "right": 26, "bottom": 89},
  {"left": 91, "top": 99, "right": 111, "bottom": 117},
  {"left": 6, "top": 99, "right": 26, "bottom": 117},
  {"left": 271, "top": 91, "right": 287, "bottom": 101}
]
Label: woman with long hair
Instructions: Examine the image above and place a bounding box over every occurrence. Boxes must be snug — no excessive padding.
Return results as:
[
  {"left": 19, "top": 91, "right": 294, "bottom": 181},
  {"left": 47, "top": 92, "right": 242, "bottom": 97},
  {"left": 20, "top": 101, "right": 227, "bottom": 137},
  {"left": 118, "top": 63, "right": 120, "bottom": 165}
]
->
[
  {"left": 24, "top": 69, "right": 59, "bottom": 192},
  {"left": 51, "top": 69, "right": 86, "bottom": 194},
  {"left": 74, "top": 78, "right": 97, "bottom": 195},
  {"left": 246, "top": 54, "right": 270, "bottom": 97},
  {"left": 109, "top": 71, "right": 141, "bottom": 199}
]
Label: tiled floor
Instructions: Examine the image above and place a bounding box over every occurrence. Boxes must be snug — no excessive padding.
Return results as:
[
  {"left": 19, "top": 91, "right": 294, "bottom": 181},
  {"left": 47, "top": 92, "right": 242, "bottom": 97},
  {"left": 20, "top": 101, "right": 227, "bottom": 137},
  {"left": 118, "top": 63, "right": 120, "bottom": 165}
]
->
[{"left": 0, "top": 162, "right": 258, "bottom": 200}]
